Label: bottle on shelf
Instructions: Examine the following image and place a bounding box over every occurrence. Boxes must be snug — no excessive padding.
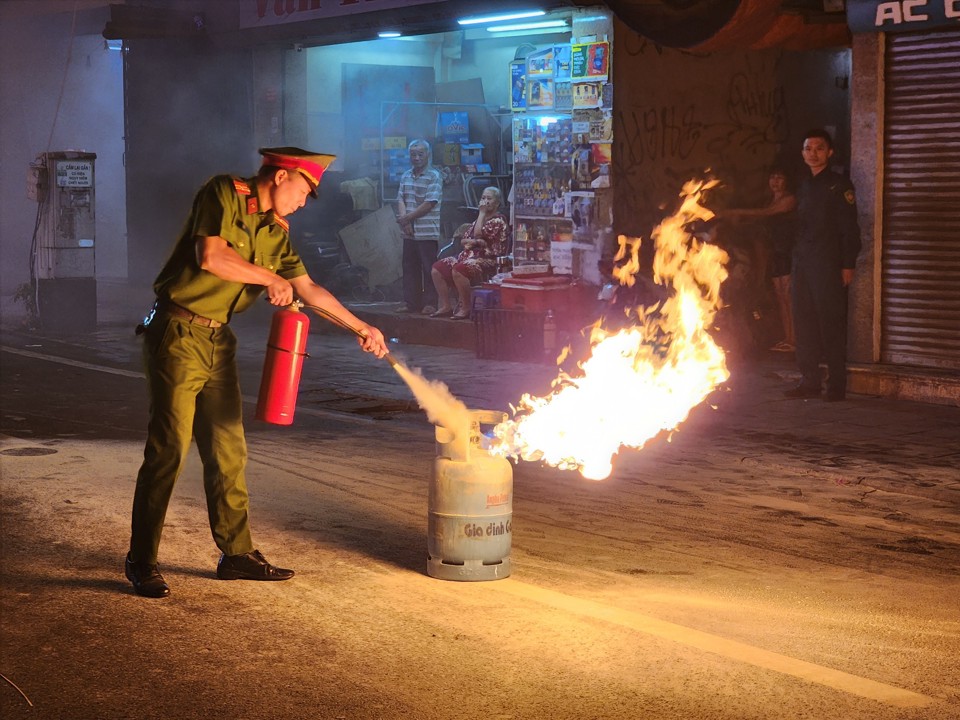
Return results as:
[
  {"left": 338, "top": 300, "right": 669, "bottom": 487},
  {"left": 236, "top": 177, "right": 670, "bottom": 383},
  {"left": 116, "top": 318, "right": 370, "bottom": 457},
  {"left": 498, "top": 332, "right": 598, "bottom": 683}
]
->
[{"left": 543, "top": 309, "right": 557, "bottom": 356}]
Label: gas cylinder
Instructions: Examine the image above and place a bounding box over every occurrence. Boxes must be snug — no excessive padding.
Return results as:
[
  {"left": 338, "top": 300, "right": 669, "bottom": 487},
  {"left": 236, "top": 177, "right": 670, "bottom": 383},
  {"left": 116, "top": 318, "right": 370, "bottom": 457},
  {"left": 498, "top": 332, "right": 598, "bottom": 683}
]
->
[
  {"left": 427, "top": 409, "right": 513, "bottom": 581},
  {"left": 256, "top": 303, "right": 310, "bottom": 425}
]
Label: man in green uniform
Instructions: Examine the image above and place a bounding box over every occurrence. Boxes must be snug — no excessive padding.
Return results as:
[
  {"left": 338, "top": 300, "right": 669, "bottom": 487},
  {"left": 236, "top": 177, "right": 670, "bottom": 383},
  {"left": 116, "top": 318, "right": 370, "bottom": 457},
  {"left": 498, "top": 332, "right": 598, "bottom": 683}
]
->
[{"left": 125, "top": 147, "right": 388, "bottom": 598}]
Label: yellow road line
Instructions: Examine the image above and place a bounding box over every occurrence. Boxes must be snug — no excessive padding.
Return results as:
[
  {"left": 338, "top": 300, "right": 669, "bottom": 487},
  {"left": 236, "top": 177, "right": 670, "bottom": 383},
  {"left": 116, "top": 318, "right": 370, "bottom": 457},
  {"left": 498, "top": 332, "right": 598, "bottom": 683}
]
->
[
  {"left": 1, "top": 346, "right": 144, "bottom": 378},
  {"left": 491, "top": 580, "right": 934, "bottom": 708},
  {"left": 0, "top": 345, "right": 373, "bottom": 423}
]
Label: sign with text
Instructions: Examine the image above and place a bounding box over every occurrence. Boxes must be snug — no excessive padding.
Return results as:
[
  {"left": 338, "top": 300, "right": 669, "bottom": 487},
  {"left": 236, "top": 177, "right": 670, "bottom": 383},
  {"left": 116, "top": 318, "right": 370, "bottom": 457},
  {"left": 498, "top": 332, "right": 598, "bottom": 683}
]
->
[
  {"left": 571, "top": 42, "right": 609, "bottom": 82},
  {"left": 55, "top": 161, "right": 93, "bottom": 188},
  {"left": 847, "top": 0, "right": 960, "bottom": 32},
  {"left": 510, "top": 59, "right": 527, "bottom": 112},
  {"left": 240, "top": 0, "right": 438, "bottom": 28}
]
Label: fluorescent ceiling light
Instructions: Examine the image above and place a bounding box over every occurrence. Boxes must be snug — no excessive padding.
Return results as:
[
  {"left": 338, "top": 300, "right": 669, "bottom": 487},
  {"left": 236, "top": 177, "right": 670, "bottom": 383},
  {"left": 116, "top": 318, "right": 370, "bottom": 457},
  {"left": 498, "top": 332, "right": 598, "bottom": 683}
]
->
[
  {"left": 487, "top": 20, "right": 568, "bottom": 32},
  {"left": 105, "top": 39, "right": 122, "bottom": 51},
  {"left": 458, "top": 10, "right": 545, "bottom": 26},
  {"left": 378, "top": 31, "right": 401, "bottom": 38}
]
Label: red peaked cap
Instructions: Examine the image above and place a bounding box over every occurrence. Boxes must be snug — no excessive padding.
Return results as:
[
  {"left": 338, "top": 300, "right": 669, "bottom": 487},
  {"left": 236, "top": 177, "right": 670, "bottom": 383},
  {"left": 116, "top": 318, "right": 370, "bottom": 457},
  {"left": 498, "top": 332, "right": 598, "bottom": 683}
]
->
[{"left": 258, "top": 147, "right": 336, "bottom": 198}]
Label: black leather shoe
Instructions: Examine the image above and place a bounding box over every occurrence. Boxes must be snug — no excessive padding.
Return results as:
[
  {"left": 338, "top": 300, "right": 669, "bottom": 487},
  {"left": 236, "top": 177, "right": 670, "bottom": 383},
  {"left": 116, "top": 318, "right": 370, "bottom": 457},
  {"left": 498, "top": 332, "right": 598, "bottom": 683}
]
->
[
  {"left": 783, "top": 385, "right": 821, "bottom": 399},
  {"left": 216, "top": 549, "right": 294, "bottom": 581},
  {"left": 125, "top": 554, "right": 170, "bottom": 598}
]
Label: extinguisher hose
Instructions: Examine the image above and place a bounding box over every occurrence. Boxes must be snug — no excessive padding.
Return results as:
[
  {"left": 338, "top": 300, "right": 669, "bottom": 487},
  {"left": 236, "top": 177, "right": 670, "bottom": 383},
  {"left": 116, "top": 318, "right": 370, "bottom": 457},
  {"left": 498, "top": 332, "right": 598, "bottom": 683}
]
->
[{"left": 300, "top": 302, "right": 400, "bottom": 368}]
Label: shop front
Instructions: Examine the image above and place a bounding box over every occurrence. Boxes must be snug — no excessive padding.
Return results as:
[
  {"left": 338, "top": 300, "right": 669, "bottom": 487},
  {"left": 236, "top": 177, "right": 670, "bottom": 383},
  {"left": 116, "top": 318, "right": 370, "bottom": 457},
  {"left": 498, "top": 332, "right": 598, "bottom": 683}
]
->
[
  {"left": 110, "top": 0, "right": 617, "bottom": 359},
  {"left": 846, "top": 2, "right": 960, "bottom": 403},
  {"left": 254, "top": 3, "right": 617, "bottom": 357}
]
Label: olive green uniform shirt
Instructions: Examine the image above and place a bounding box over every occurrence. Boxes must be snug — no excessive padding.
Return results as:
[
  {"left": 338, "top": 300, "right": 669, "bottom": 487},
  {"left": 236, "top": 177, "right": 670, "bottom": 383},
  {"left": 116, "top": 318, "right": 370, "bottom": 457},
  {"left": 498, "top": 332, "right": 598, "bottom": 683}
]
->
[{"left": 153, "top": 175, "right": 307, "bottom": 323}]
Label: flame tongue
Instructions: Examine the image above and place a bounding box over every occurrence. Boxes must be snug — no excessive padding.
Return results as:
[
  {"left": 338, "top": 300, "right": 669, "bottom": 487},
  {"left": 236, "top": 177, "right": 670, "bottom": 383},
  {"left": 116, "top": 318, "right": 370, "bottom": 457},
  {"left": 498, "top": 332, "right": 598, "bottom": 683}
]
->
[{"left": 490, "top": 179, "right": 730, "bottom": 480}]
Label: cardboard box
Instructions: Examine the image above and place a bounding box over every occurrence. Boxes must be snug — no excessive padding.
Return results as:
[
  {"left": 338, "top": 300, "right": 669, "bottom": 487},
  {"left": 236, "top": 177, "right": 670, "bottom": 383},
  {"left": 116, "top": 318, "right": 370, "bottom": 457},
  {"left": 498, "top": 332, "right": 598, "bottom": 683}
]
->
[
  {"left": 460, "top": 143, "right": 484, "bottom": 165},
  {"left": 499, "top": 278, "right": 571, "bottom": 315}
]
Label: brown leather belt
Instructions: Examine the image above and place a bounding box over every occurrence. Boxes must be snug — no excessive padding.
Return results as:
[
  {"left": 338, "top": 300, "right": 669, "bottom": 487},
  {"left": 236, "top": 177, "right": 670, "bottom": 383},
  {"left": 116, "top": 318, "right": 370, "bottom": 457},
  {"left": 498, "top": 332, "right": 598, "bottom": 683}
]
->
[{"left": 162, "top": 302, "right": 223, "bottom": 328}]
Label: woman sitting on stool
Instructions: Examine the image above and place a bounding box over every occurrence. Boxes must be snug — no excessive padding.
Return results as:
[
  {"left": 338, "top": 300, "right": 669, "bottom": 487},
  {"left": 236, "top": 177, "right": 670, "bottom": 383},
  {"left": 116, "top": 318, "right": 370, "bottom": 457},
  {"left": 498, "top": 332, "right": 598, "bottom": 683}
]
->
[{"left": 430, "top": 186, "right": 510, "bottom": 319}]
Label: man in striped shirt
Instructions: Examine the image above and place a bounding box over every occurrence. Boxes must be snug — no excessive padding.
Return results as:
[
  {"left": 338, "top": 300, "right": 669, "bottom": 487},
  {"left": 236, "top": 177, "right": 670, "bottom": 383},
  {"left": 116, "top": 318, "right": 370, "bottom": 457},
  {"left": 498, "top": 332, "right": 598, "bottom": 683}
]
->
[{"left": 396, "top": 138, "right": 442, "bottom": 313}]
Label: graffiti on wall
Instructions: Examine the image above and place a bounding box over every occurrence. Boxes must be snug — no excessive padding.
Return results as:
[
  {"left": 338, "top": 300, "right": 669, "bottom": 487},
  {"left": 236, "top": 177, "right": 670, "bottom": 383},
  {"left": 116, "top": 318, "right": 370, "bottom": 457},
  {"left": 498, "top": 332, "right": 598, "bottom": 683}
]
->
[{"left": 613, "top": 51, "right": 788, "bottom": 237}]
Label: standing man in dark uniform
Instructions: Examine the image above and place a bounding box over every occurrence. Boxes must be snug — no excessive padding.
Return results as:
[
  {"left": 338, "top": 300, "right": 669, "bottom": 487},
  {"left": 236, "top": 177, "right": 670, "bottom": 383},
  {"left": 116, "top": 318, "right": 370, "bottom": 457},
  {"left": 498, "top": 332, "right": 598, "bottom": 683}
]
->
[
  {"left": 784, "top": 129, "right": 862, "bottom": 402},
  {"left": 125, "top": 147, "right": 388, "bottom": 598}
]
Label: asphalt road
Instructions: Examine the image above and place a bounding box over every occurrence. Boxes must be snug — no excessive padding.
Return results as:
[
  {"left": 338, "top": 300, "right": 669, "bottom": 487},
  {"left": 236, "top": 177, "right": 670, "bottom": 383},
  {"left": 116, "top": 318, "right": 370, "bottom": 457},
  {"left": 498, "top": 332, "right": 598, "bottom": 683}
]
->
[{"left": 1, "top": 314, "right": 958, "bottom": 720}]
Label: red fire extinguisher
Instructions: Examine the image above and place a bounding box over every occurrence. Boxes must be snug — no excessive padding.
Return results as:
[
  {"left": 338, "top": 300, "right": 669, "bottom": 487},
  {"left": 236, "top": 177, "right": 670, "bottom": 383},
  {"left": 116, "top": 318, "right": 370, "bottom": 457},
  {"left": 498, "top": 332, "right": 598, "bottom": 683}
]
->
[{"left": 256, "top": 303, "right": 310, "bottom": 425}]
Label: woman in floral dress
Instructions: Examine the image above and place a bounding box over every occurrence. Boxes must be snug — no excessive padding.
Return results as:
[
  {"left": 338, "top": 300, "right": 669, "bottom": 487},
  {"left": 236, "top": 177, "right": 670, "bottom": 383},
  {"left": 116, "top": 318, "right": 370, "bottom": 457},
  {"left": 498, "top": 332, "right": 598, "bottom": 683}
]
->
[{"left": 430, "top": 186, "right": 510, "bottom": 319}]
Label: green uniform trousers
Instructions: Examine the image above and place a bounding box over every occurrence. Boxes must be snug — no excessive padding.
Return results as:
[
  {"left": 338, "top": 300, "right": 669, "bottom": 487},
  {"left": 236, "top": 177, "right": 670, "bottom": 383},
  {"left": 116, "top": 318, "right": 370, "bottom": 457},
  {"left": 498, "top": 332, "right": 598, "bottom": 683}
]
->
[{"left": 130, "top": 314, "right": 254, "bottom": 564}]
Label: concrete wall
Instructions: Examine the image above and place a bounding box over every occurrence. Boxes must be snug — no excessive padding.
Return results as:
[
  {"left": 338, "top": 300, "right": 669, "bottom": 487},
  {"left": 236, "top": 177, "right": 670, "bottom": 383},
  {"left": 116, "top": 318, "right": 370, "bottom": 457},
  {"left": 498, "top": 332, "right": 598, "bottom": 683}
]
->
[
  {"left": 848, "top": 32, "right": 884, "bottom": 366},
  {"left": 122, "top": 38, "right": 255, "bottom": 284},
  {"left": 0, "top": 1, "right": 126, "bottom": 321},
  {"left": 611, "top": 16, "right": 852, "bottom": 241}
]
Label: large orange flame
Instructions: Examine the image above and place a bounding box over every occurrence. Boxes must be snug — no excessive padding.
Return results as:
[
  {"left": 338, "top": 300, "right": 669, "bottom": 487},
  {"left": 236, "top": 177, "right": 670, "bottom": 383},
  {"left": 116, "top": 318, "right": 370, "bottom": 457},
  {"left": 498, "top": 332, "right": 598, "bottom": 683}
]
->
[{"left": 489, "top": 179, "right": 729, "bottom": 480}]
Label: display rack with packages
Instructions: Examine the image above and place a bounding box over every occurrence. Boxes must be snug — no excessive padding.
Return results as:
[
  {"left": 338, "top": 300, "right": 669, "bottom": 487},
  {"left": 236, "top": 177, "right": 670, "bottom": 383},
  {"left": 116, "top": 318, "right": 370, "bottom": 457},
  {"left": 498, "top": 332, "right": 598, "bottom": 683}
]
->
[
  {"left": 506, "top": 15, "right": 613, "bottom": 284},
  {"left": 512, "top": 116, "right": 574, "bottom": 264},
  {"left": 473, "top": 10, "right": 615, "bottom": 360}
]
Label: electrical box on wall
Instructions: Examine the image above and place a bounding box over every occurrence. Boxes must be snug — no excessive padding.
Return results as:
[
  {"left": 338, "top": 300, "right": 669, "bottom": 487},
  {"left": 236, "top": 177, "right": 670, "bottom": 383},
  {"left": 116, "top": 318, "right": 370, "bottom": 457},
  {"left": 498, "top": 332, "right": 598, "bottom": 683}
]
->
[
  {"left": 32, "top": 151, "right": 98, "bottom": 332},
  {"left": 26, "top": 164, "right": 46, "bottom": 202}
]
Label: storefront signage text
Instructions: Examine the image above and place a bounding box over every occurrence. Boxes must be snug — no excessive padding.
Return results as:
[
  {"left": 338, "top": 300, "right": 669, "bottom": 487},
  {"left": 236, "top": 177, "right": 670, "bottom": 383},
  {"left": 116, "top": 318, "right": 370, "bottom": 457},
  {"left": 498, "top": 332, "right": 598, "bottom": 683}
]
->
[
  {"left": 241, "top": 0, "right": 438, "bottom": 28},
  {"left": 847, "top": 0, "right": 960, "bottom": 32}
]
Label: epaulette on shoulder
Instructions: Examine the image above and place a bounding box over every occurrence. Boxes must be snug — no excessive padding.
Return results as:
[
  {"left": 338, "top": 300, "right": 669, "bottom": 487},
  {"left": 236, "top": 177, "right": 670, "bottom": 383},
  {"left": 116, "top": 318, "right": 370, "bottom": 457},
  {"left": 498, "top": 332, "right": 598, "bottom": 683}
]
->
[{"left": 233, "top": 178, "right": 251, "bottom": 195}]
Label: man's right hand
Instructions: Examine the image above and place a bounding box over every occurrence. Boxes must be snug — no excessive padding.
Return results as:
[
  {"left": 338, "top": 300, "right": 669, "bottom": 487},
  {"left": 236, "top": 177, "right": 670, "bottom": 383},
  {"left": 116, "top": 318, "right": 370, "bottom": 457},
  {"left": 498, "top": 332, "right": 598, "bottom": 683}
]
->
[{"left": 265, "top": 276, "right": 294, "bottom": 306}]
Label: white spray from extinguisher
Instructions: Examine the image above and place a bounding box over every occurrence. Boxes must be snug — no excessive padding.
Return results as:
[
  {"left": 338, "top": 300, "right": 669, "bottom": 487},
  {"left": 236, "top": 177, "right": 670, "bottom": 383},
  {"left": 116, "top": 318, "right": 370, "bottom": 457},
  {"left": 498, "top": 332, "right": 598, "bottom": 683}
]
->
[
  {"left": 303, "top": 303, "right": 472, "bottom": 436},
  {"left": 391, "top": 363, "right": 472, "bottom": 436}
]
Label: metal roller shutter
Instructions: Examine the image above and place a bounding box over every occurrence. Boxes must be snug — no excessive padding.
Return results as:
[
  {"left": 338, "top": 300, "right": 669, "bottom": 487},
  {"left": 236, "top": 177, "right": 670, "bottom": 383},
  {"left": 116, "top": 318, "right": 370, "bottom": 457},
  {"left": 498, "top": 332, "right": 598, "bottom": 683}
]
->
[{"left": 882, "top": 29, "right": 960, "bottom": 370}]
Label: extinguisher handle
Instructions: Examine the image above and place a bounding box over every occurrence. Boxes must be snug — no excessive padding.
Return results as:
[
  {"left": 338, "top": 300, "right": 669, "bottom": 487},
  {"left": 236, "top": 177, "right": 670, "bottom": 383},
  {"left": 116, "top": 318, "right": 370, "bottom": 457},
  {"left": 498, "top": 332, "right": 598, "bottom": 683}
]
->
[{"left": 298, "top": 301, "right": 400, "bottom": 368}]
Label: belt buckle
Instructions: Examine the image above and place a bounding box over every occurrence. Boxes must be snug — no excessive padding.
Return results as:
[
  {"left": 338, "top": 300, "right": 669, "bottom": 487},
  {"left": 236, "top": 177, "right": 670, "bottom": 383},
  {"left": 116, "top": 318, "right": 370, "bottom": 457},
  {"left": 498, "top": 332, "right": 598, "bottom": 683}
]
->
[{"left": 194, "top": 313, "right": 220, "bottom": 329}]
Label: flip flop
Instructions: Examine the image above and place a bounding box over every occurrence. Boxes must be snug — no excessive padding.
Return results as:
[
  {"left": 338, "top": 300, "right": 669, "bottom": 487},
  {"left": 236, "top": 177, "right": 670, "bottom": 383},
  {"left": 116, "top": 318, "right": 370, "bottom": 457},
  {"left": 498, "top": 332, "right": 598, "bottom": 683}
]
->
[
  {"left": 430, "top": 309, "right": 453, "bottom": 318},
  {"left": 451, "top": 312, "right": 471, "bottom": 320}
]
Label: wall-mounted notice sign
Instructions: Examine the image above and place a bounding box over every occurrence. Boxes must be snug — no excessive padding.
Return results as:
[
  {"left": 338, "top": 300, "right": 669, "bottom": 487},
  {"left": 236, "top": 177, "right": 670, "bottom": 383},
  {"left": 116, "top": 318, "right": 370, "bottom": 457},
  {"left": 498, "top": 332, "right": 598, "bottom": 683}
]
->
[{"left": 56, "top": 161, "right": 93, "bottom": 188}]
